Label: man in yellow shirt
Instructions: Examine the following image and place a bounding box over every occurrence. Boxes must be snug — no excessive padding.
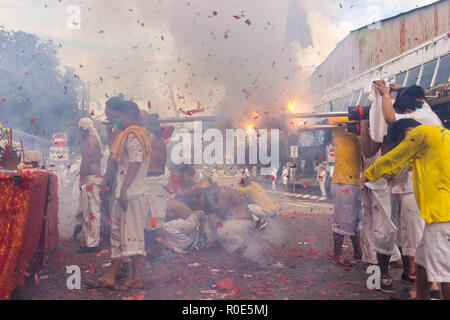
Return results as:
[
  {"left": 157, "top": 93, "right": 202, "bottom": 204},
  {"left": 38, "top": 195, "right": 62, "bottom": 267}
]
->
[
  {"left": 329, "top": 117, "right": 363, "bottom": 265},
  {"left": 238, "top": 177, "right": 277, "bottom": 231},
  {"left": 365, "top": 119, "right": 450, "bottom": 300}
]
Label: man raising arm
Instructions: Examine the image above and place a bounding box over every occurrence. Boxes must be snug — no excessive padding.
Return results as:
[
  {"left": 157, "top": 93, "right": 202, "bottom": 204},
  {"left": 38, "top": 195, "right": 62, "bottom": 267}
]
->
[{"left": 365, "top": 119, "right": 450, "bottom": 300}]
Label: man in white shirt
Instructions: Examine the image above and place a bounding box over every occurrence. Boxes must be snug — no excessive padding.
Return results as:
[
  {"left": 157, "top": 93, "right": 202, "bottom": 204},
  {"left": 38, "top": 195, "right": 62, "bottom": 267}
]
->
[
  {"left": 271, "top": 166, "right": 278, "bottom": 190},
  {"left": 282, "top": 166, "right": 289, "bottom": 190},
  {"left": 88, "top": 101, "right": 152, "bottom": 290},
  {"left": 374, "top": 81, "right": 443, "bottom": 298},
  {"left": 374, "top": 83, "right": 443, "bottom": 126},
  {"left": 317, "top": 163, "right": 327, "bottom": 197}
]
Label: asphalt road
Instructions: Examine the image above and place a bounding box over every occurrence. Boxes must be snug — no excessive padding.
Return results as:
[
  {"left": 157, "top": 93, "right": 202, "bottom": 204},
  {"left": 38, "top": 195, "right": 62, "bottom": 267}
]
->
[{"left": 12, "top": 177, "right": 409, "bottom": 301}]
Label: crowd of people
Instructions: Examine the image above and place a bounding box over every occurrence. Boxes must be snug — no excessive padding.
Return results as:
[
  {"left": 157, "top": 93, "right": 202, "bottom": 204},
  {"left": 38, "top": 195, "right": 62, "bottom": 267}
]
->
[
  {"left": 329, "top": 81, "right": 449, "bottom": 300},
  {"left": 71, "top": 94, "right": 277, "bottom": 290},
  {"left": 69, "top": 81, "right": 449, "bottom": 300}
]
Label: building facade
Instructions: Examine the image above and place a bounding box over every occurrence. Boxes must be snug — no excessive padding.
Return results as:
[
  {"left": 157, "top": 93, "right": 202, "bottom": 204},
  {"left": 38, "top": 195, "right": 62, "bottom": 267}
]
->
[{"left": 309, "top": 0, "right": 450, "bottom": 124}]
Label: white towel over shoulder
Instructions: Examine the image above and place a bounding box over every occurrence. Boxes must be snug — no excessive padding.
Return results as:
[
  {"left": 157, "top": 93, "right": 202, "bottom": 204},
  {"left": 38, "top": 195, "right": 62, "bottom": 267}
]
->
[{"left": 366, "top": 80, "right": 389, "bottom": 143}]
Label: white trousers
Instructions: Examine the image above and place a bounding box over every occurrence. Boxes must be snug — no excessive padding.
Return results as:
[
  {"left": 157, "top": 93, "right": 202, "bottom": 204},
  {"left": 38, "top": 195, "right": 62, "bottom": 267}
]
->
[
  {"left": 248, "top": 204, "right": 276, "bottom": 222},
  {"left": 365, "top": 179, "right": 398, "bottom": 256},
  {"left": 78, "top": 175, "right": 102, "bottom": 248},
  {"left": 145, "top": 175, "right": 169, "bottom": 231},
  {"left": 163, "top": 213, "right": 201, "bottom": 253},
  {"left": 415, "top": 221, "right": 450, "bottom": 283},
  {"left": 399, "top": 193, "right": 425, "bottom": 257},
  {"left": 319, "top": 181, "right": 326, "bottom": 197},
  {"left": 361, "top": 187, "right": 401, "bottom": 263},
  {"left": 361, "top": 188, "right": 378, "bottom": 264},
  {"left": 110, "top": 195, "right": 149, "bottom": 259}
]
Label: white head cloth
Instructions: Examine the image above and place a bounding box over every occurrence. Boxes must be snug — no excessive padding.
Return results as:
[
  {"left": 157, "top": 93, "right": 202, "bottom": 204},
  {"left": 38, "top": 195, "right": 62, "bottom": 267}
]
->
[{"left": 78, "top": 117, "right": 102, "bottom": 147}]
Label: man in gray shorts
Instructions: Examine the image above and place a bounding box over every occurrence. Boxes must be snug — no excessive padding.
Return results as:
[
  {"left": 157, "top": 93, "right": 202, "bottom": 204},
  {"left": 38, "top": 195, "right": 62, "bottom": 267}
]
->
[{"left": 329, "top": 124, "right": 363, "bottom": 265}]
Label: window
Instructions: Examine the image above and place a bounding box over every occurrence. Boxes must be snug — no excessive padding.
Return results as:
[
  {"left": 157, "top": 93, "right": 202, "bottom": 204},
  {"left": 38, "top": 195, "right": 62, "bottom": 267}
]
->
[
  {"left": 359, "top": 91, "right": 370, "bottom": 106},
  {"left": 420, "top": 59, "right": 438, "bottom": 89},
  {"left": 435, "top": 54, "right": 450, "bottom": 85},
  {"left": 350, "top": 89, "right": 362, "bottom": 106},
  {"left": 335, "top": 97, "right": 345, "bottom": 111},
  {"left": 330, "top": 99, "right": 338, "bottom": 112},
  {"left": 341, "top": 97, "right": 348, "bottom": 111},
  {"left": 342, "top": 93, "right": 353, "bottom": 110},
  {"left": 406, "top": 65, "right": 421, "bottom": 87},
  {"left": 333, "top": 98, "right": 341, "bottom": 111},
  {"left": 322, "top": 102, "right": 331, "bottom": 112},
  {"left": 395, "top": 71, "right": 407, "bottom": 86}
]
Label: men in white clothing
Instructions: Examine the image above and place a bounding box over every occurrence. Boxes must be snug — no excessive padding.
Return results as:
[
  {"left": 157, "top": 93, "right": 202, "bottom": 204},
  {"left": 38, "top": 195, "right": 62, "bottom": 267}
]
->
[
  {"left": 89, "top": 101, "right": 152, "bottom": 290},
  {"left": 317, "top": 163, "right": 327, "bottom": 197},
  {"left": 76, "top": 117, "right": 102, "bottom": 252}
]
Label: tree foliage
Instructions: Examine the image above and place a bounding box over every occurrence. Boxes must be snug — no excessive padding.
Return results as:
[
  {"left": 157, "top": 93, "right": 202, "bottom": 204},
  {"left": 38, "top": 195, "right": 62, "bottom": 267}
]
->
[{"left": 0, "top": 30, "right": 86, "bottom": 148}]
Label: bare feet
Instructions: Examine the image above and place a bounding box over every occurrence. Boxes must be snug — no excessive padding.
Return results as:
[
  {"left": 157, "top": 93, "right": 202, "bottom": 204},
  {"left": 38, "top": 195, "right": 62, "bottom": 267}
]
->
[
  {"left": 114, "top": 278, "right": 144, "bottom": 290},
  {"left": 86, "top": 275, "right": 115, "bottom": 289}
]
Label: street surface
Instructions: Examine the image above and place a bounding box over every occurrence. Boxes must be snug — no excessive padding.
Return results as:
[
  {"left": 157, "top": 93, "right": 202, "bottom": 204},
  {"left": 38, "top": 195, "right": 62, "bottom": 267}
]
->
[{"left": 13, "top": 176, "right": 407, "bottom": 300}]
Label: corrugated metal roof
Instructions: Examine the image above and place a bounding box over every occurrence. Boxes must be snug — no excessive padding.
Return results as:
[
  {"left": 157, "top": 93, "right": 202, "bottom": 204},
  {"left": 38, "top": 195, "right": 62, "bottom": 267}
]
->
[
  {"left": 350, "top": 0, "right": 445, "bottom": 33},
  {"left": 310, "top": 0, "right": 447, "bottom": 78}
]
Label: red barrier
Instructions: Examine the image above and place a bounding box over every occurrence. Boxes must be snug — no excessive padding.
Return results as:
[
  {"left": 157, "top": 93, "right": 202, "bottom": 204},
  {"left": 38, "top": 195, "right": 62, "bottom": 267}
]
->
[{"left": 0, "top": 171, "right": 58, "bottom": 299}]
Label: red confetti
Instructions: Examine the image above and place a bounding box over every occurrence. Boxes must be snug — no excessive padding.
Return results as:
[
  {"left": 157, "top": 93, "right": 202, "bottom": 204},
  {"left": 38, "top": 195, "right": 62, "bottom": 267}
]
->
[
  {"left": 245, "top": 19, "right": 252, "bottom": 26},
  {"left": 30, "top": 116, "right": 35, "bottom": 123},
  {"left": 179, "top": 101, "right": 205, "bottom": 116},
  {"left": 96, "top": 249, "right": 109, "bottom": 257},
  {"left": 86, "top": 184, "right": 94, "bottom": 193},
  {"left": 216, "top": 278, "right": 237, "bottom": 292},
  {"left": 149, "top": 217, "right": 157, "bottom": 229},
  {"left": 136, "top": 293, "right": 145, "bottom": 300},
  {"left": 155, "top": 237, "right": 172, "bottom": 249},
  {"left": 344, "top": 189, "right": 349, "bottom": 194}
]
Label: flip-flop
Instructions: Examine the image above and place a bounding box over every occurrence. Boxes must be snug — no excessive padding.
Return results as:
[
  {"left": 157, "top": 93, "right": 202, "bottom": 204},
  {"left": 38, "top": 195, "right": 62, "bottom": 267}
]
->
[{"left": 85, "top": 279, "right": 114, "bottom": 289}]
